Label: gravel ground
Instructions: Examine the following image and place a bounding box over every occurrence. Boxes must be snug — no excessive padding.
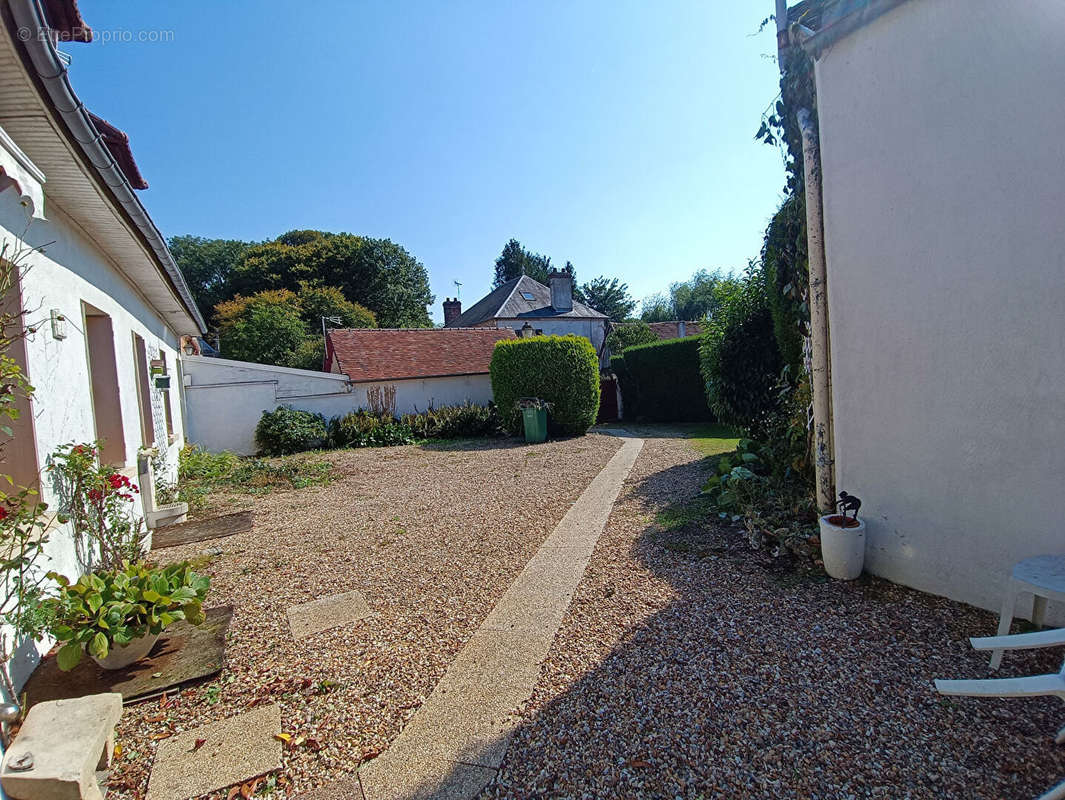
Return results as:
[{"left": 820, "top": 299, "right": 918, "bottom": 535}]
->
[
  {"left": 482, "top": 434, "right": 1065, "bottom": 800},
  {"left": 107, "top": 434, "right": 622, "bottom": 799}
]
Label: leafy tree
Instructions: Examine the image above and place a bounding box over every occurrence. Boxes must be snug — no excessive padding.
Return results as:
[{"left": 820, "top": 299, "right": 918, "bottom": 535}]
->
[
  {"left": 491, "top": 240, "right": 581, "bottom": 300},
  {"left": 168, "top": 236, "right": 255, "bottom": 319},
  {"left": 227, "top": 231, "right": 433, "bottom": 328},
  {"left": 215, "top": 290, "right": 307, "bottom": 367},
  {"left": 605, "top": 320, "right": 659, "bottom": 354},
  {"left": 580, "top": 276, "right": 634, "bottom": 321},
  {"left": 640, "top": 269, "right": 744, "bottom": 322},
  {"left": 296, "top": 283, "right": 376, "bottom": 332}
]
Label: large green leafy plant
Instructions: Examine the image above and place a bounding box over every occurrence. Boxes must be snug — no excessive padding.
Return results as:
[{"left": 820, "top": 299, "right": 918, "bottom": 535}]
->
[
  {"left": 45, "top": 562, "right": 209, "bottom": 671},
  {"left": 255, "top": 406, "right": 328, "bottom": 455}
]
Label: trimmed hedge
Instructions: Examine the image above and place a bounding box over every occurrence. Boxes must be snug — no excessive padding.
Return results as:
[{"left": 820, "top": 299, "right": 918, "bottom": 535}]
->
[
  {"left": 611, "top": 336, "right": 712, "bottom": 422},
  {"left": 255, "top": 406, "right": 328, "bottom": 455},
  {"left": 490, "top": 335, "right": 600, "bottom": 436}
]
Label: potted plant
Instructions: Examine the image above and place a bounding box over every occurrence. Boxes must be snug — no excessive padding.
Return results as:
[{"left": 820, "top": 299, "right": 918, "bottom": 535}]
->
[
  {"left": 819, "top": 491, "right": 866, "bottom": 580},
  {"left": 45, "top": 561, "right": 210, "bottom": 671}
]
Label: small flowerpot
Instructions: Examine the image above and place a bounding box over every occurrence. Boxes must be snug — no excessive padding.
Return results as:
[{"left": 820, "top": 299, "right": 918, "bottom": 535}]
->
[
  {"left": 91, "top": 631, "right": 160, "bottom": 670},
  {"left": 818, "top": 514, "right": 866, "bottom": 580}
]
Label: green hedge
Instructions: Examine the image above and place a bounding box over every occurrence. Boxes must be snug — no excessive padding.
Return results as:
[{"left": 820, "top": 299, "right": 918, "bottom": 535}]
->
[
  {"left": 490, "top": 335, "right": 600, "bottom": 436},
  {"left": 255, "top": 406, "right": 328, "bottom": 455},
  {"left": 611, "top": 337, "right": 712, "bottom": 422}
]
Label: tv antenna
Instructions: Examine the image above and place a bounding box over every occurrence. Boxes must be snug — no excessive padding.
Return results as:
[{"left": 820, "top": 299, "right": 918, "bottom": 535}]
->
[{"left": 453, "top": 280, "right": 462, "bottom": 299}]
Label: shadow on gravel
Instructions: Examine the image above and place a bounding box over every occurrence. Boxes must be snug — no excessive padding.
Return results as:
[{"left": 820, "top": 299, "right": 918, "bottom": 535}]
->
[{"left": 374, "top": 449, "right": 1065, "bottom": 800}]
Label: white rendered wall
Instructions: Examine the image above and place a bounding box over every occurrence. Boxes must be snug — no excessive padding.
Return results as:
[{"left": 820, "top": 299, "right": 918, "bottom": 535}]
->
[
  {"left": 1, "top": 190, "right": 188, "bottom": 688},
  {"left": 814, "top": 0, "right": 1065, "bottom": 613},
  {"left": 183, "top": 355, "right": 494, "bottom": 455},
  {"left": 492, "top": 318, "right": 608, "bottom": 365}
]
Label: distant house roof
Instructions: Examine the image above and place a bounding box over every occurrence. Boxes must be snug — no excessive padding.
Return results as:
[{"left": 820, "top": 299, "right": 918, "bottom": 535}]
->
[
  {"left": 446, "top": 275, "right": 607, "bottom": 328},
  {"left": 646, "top": 321, "right": 703, "bottom": 339},
  {"left": 88, "top": 113, "right": 148, "bottom": 190},
  {"left": 325, "top": 328, "right": 517, "bottom": 382}
]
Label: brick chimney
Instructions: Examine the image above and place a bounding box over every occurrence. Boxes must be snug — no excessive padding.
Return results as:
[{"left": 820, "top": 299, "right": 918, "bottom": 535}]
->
[
  {"left": 548, "top": 269, "right": 572, "bottom": 312},
  {"left": 443, "top": 297, "right": 462, "bottom": 326}
]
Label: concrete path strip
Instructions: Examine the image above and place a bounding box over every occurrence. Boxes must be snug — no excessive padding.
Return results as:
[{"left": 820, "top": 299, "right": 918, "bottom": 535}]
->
[{"left": 358, "top": 434, "right": 644, "bottom": 800}]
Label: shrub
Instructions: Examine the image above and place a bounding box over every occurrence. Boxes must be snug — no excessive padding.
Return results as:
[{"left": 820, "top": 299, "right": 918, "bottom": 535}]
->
[
  {"left": 605, "top": 321, "right": 659, "bottom": 354},
  {"left": 699, "top": 278, "right": 783, "bottom": 437},
  {"left": 328, "top": 411, "right": 415, "bottom": 448},
  {"left": 490, "top": 336, "right": 600, "bottom": 436},
  {"left": 400, "top": 403, "right": 502, "bottom": 439},
  {"left": 613, "top": 337, "right": 712, "bottom": 422},
  {"left": 255, "top": 406, "right": 328, "bottom": 455}
]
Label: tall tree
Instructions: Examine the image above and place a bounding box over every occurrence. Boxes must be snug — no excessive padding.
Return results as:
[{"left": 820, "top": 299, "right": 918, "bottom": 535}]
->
[
  {"left": 492, "top": 238, "right": 554, "bottom": 287},
  {"left": 168, "top": 235, "right": 255, "bottom": 319},
  {"left": 640, "top": 269, "right": 743, "bottom": 322},
  {"left": 580, "top": 276, "right": 635, "bottom": 321},
  {"left": 214, "top": 290, "right": 308, "bottom": 367},
  {"left": 225, "top": 230, "right": 434, "bottom": 328}
]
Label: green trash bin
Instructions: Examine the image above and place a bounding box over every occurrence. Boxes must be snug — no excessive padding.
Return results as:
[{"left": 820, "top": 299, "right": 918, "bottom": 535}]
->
[{"left": 522, "top": 407, "right": 547, "bottom": 444}]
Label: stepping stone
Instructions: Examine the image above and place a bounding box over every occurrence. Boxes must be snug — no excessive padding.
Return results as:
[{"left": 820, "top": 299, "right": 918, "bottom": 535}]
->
[
  {"left": 146, "top": 703, "right": 282, "bottom": 800},
  {"left": 24, "top": 606, "right": 234, "bottom": 707},
  {"left": 1, "top": 693, "right": 122, "bottom": 800},
  {"left": 287, "top": 591, "right": 370, "bottom": 640},
  {"left": 151, "top": 511, "right": 254, "bottom": 550}
]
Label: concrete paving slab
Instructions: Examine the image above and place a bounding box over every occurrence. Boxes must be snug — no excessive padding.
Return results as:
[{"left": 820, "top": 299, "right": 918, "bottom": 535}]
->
[
  {"left": 292, "top": 777, "right": 364, "bottom": 799},
  {"left": 146, "top": 703, "right": 282, "bottom": 800},
  {"left": 287, "top": 590, "right": 370, "bottom": 639},
  {"left": 359, "top": 436, "right": 643, "bottom": 800}
]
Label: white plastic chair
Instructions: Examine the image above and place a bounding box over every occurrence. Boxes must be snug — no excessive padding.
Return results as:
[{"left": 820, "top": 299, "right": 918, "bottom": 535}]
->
[{"left": 935, "top": 627, "right": 1065, "bottom": 799}]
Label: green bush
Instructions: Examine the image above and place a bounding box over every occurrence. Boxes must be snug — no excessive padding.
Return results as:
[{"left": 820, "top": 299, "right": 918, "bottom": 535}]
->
[
  {"left": 400, "top": 403, "right": 502, "bottom": 439},
  {"left": 699, "top": 279, "right": 783, "bottom": 437},
  {"left": 490, "top": 336, "right": 600, "bottom": 436},
  {"left": 328, "top": 411, "right": 415, "bottom": 448},
  {"left": 45, "top": 561, "right": 210, "bottom": 671},
  {"left": 605, "top": 321, "right": 659, "bottom": 354},
  {"left": 612, "top": 336, "right": 712, "bottom": 422},
  {"left": 255, "top": 406, "right": 328, "bottom": 455}
]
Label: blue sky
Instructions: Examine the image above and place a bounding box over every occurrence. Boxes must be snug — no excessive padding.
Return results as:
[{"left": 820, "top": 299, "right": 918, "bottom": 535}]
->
[{"left": 69, "top": 1, "right": 786, "bottom": 322}]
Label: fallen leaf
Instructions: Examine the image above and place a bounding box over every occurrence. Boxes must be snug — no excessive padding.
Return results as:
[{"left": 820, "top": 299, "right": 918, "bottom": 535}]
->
[
  {"left": 274, "top": 732, "right": 292, "bottom": 744},
  {"left": 240, "top": 778, "right": 260, "bottom": 799},
  {"left": 113, "top": 743, "right": 123, "bottom": 759},
  {"left": 628, "top": 758, "right": 651, "bottom": 769},
  {"left": 152, "top": 672, "right": 162, "bottom": 678},
  {"left": 149, "top": 732, "right": 172, "bottom": 741},
  {"left": 291, "top": 736, "right": 305, "bottom": 749},
  {"left": 159, "top": 692, "right": 173, "bottom": 709},
  {"left": 192, "top": 738, "right": 207, "bottom": 752},
  {"left": 145, "top": 714, "right": 166, "bottom": 723},
  {"left": 304, "top": 738, "right": 322, "bottom": 752},
  {"left": 226, "top": 788, "right": 240, "bottom": 800}
]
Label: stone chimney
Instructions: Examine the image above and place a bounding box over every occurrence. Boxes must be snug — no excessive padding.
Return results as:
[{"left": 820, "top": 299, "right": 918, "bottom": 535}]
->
[
  {"left": 548, "top": 269, "right": 572, "bottom": 312},
  {"left": 443, "top": 297, "right": 462, "bottom": 326}
]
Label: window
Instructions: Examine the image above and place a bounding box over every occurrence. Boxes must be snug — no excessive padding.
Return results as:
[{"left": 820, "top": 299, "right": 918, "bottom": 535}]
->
[
  {"left": 160, "top": 353, "right": 174, "bottom": 441},
  {"left": 83, "top": 303, "right": 126, "bottom": 466},
  {"left": 520, "top": 291, "right": 535, "bottom": 301},
  {"left": 131, "top": 333, "right": 155, "bottom": 448}
]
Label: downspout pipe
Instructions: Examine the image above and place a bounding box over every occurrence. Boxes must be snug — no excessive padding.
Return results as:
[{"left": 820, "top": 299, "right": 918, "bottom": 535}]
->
[
  {"left": 796, "top": 107, "right": 835, "bottom": 512},
  {"left": 7, "top": 0, "right": 207, "bottom": 334}
]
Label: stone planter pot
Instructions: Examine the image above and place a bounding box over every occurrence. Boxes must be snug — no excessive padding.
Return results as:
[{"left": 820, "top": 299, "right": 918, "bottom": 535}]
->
[
  {"left": 91, "top": 631, "right": 160, "bottom": 670},
  {"left": 818, "top": 515, "right": 866, "bottom": 580}
]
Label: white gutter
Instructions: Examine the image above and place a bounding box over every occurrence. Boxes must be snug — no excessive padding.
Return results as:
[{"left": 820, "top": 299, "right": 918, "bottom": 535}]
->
[
  {"left": 796, "top": 107, "right": 835, "bottom": 512},
  {"left": 7, "top": 0, "right": 207, "bottom": 334}
]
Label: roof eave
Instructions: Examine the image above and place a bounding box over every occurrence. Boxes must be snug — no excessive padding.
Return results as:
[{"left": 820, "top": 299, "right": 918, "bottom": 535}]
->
[
  {"left": 7, "top": 0, "right": 207, "bottom": 333},
  {"left": 797, "top": 0, "right": 913, "bottom": 58}
]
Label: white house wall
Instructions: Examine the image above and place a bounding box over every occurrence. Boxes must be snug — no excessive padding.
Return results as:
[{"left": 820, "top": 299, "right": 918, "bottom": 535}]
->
[
  {"left": 492, "top": 318, "right": 608, "bottom": 365},
  {"left": 1, "top": 190, "right": 187, "bottom": 688},
  {"left": 814, "top": 0, "right": 1065, "bottom": 613},
  {"left": 183, "top": 356, "right": 494, "bottom": 455}
]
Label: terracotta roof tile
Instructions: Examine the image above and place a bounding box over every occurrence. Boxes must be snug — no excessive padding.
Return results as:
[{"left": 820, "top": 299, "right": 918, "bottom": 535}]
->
[
  {"left": 646, "top": 321, "right": 703, "bottom": 339},
  {"left": 88, "top": 112, "right": 148, "bottom": 190},
  {"left": 325, "top": 328, "right": 517, "bottom": 382}
]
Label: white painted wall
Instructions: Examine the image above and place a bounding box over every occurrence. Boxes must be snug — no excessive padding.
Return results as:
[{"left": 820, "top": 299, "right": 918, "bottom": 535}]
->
[
  {"left": 183, "top": 355, "right": 495, "bottom": 455},
  {"left": 1, "top": 187, "right": 188, "bottom": 687},
  {"left": 815, "top": 0, "right": 1065, "bottom": 614}
]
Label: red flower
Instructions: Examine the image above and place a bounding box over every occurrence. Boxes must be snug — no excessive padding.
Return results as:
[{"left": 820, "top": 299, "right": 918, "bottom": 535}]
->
[
  {"left": 0, "top": 507, "right": 7, "bottom": 521},
  {"left": 88, "top": 489, "right": 103, "bottom": 502}
]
